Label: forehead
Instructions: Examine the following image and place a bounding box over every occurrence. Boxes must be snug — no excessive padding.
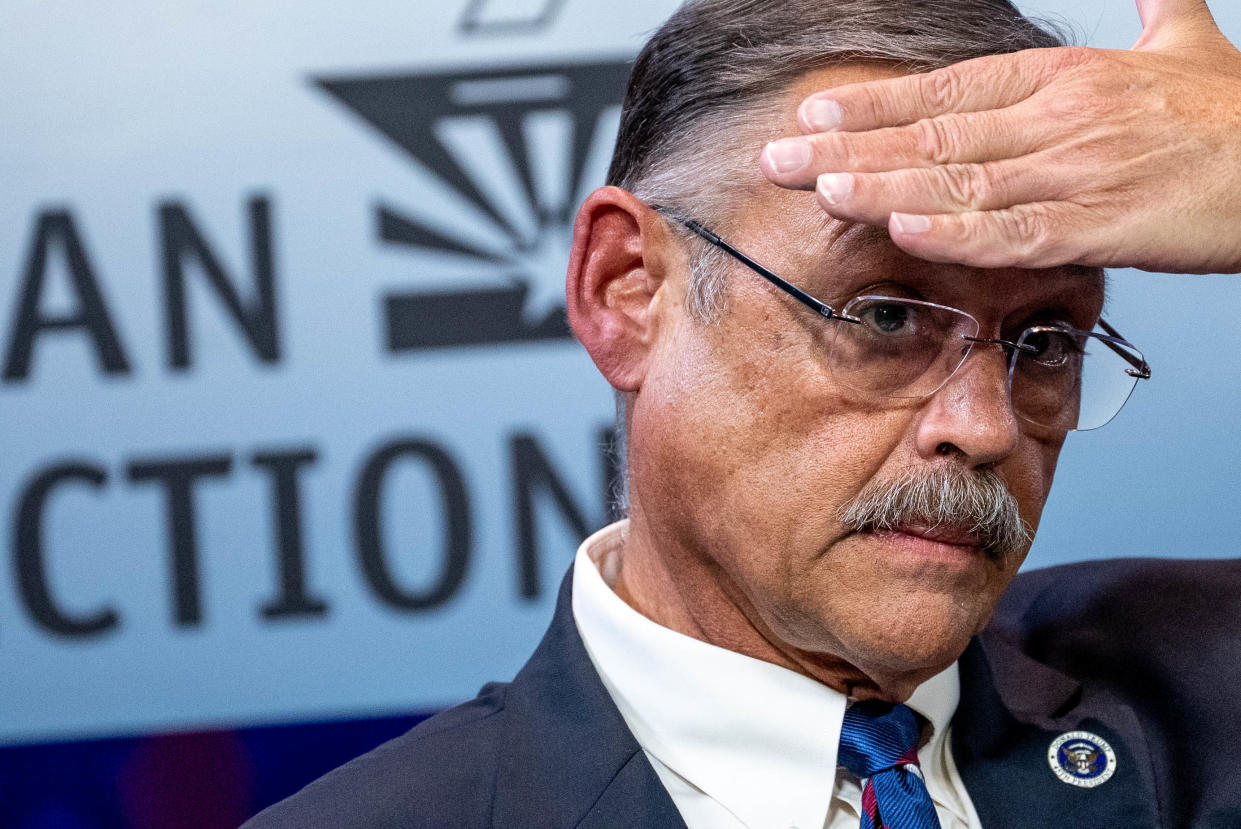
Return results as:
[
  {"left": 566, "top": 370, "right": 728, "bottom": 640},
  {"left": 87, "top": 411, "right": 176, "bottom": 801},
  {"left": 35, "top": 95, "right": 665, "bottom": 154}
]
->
[
  {"left": 724, "top": 63, "right": 1105, "bottom": 323},
  {"left": 811, "top": 221, "right": 1104, "bottom": 324}
]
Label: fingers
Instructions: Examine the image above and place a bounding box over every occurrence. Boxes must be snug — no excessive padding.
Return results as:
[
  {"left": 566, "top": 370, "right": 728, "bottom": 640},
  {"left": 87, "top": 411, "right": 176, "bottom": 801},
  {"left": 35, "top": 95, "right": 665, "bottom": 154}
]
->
[
  {"left": 793, "top": 49, "right": 1075, "bottom": 134},
  {"left": 762, "top": 104, "right": 1047, "bottom": 190},
  {"left": 1134, "top": 0, "right": 1221, "bottom": 50},
  {"left": 885, "top": 203, "right": 1101, "bottom": 269},
  {"left": 811, "top": 157, "right": 1063, "bottom": 227},
  {"left": 1136, "top": 0, "right": 1212, "bottom": 32}
]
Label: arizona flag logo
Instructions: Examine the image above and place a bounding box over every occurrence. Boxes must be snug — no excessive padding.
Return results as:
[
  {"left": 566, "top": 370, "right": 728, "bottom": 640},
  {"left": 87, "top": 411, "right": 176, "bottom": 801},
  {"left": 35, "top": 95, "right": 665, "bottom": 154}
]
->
[{"left": 315, "top": 59, "right": 631, "bottom": 353}]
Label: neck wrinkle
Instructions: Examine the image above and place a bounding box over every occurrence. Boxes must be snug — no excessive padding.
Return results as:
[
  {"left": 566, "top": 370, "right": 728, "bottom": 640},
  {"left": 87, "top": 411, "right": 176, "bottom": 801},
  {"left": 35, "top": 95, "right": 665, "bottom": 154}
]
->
[
  {"left": 617, "top": 503, "right": 882, "bottom": 698},
  {"left": 611, "top": 503, "right": 709, "bottom": 644}
]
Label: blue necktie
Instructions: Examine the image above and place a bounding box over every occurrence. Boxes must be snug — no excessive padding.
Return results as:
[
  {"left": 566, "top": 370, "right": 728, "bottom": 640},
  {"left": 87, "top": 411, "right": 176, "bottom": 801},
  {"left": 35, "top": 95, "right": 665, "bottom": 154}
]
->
[{"left": 838, "top": 701, "right": 941, "bottom": 829}]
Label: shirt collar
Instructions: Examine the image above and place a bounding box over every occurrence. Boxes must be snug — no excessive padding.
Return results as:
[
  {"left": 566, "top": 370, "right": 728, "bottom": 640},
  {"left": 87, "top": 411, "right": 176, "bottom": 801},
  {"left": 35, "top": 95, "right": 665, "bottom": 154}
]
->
[{"left": 572, "top": 520, "right": 961, "bottom": 829}]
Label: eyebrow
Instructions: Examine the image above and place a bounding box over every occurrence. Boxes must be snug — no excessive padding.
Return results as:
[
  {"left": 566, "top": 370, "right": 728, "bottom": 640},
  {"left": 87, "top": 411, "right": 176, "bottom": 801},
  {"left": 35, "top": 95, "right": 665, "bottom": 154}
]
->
[
  {"left": 826, "top": 221, "right": 1106, "bottom": 293},
  {"left": 816, "top": 221, "right": 894, "bottom": 259},
  {"left": 835, "top": 223, "right": 894, "bottom": 253}
]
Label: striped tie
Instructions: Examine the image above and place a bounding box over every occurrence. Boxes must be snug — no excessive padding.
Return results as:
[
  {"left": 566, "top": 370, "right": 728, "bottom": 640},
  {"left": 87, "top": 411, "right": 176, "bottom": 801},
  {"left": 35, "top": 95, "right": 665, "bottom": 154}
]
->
[{"left": 838, "top": 701, "right": 941, "bottom": 829}]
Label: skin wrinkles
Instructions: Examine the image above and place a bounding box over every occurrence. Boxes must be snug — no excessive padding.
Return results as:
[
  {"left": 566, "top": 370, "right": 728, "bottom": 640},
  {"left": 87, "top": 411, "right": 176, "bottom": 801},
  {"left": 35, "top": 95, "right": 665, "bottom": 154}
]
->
[
  {"left": 575, "top": 63, "right": 1106, "bottom": 704},
  {"left": 630, "top": 220, "right": 1097, "bottom": 697}
]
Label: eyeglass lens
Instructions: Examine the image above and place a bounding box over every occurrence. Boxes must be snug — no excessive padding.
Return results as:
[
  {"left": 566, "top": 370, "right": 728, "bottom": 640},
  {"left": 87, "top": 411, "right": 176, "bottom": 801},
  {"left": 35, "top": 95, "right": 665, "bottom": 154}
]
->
[
  {"left": 827, "top": 297, "right": 1145, "bottom": 432},
  {"left": 1012, "top": 327, "right": 1142, "bottom": 431}
]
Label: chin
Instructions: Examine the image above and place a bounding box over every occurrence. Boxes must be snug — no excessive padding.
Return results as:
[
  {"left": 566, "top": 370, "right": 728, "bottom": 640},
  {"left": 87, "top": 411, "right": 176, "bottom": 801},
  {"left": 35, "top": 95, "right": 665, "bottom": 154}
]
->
[
  {"left": 865, "top": 603, "right": 988, "bottom": 682},
  {"left": 795, "top": 590, "right": 991, "bottom": 697},
  {"left": 868, "top": 626, "right": 972, "bottom": 675}
]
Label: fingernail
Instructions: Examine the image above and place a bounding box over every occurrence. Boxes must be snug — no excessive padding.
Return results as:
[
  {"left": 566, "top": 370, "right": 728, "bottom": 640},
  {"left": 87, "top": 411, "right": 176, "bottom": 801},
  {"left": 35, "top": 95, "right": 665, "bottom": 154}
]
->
[
  {"left": 817, "top": 173, "right": 853, "bottom": 205},
  {"left": 802, "top": 98, "right": 842, "bottom": 131},
  {"left": 892, "top": 213, "right": 932, "bottom": 234},
  {"left": 764, "top": 139, "right": 811, "bottom": 174}
]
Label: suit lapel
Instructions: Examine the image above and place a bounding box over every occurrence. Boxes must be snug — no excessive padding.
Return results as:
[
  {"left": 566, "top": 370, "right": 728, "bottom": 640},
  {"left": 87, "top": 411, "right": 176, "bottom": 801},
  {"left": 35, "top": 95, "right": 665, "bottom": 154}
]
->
[
  {"left": 491, "top": 565, "right": 1168, "bottom": 827},
  {"left": 491, "top": 566, "right": 686, "bottom": 829},
  {"left": 954, "top": 636, "right": 1162, "bottom": 828}
]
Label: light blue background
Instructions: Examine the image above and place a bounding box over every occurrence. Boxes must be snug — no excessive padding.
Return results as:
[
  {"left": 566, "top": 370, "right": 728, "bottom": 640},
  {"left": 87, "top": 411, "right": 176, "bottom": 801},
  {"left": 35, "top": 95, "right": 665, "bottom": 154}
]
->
[
  {"left": 1014, "top": 0, "right": 1241, "bottom": 565},
  {"left": 0, "top": 0, "right": 1236, "bottom": 746}
]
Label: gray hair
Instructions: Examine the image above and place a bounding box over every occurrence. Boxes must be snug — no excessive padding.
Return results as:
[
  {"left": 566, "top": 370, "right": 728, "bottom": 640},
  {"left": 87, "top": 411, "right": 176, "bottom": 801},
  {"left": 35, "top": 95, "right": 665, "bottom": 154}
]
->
[
  {"left": 605, "top": 0, "right": 1071, "bottom": 514},
  {"left": 837, "top": 464, "right": 1033, "bottom": 562}
]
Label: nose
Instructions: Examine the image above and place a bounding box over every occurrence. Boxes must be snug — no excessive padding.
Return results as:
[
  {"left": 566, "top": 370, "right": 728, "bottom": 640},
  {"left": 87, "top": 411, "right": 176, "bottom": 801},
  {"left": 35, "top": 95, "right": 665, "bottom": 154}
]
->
[{"left": 913, "top": 343, "right": 1020, "bottom": 467}]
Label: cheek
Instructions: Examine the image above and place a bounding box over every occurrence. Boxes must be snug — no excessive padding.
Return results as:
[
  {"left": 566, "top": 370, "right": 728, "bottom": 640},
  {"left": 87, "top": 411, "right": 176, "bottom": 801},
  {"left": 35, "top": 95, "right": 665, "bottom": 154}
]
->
[
  {"left": 1005, "top": 431, "right": 1068, "bottom": 534},
  {"left": 631, "top": 315, "right": 912, "bottom": 583}
]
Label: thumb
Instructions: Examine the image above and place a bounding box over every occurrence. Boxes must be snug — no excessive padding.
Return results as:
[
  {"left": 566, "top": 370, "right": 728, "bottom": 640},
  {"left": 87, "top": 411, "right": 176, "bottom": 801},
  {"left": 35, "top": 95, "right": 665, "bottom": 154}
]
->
[{"left": 1133, "top": 0, "right": 1219, "bottom": 50}]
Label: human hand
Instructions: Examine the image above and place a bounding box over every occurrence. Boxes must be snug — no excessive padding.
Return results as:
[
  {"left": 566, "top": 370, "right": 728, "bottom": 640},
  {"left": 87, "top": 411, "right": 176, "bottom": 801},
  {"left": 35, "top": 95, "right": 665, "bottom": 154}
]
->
[{"left": 760, "top": 0, "right": 1241, "bottom": 274}]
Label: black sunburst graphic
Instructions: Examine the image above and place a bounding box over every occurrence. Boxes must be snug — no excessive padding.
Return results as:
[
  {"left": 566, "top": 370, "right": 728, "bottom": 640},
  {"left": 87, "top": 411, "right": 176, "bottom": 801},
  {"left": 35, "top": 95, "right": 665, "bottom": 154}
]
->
[{"left": 316, "top": 59, "right": 631, "bottom": 352}]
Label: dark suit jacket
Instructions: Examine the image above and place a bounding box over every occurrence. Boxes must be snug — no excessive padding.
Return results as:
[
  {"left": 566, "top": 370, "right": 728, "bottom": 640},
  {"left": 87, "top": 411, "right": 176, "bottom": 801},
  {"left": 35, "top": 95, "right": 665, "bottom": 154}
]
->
[{"left": 245, "top": 558, "right": 1241, "bottom": 828}]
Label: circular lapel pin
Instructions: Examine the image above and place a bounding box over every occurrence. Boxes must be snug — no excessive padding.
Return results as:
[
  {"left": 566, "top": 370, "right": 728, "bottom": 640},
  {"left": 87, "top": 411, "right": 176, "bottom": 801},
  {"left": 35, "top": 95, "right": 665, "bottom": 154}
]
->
[{"left": 1048, "top": 731, "right": 1117, "bottom": 788}]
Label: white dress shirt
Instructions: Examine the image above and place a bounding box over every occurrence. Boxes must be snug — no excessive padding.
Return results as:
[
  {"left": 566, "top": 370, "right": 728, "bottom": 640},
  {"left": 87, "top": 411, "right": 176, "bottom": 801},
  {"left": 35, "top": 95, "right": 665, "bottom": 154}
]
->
[{"left": 572, "top": 520, "right": 983, "bottom": 829}]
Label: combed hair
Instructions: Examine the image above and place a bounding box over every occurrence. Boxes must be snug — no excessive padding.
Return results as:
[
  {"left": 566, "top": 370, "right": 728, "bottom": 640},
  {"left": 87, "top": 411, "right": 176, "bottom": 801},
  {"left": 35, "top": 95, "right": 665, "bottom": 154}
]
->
[
  {"left": 604, "top": 0, "right": 1071, "bottom": 512},
  {"left": 608, "top": 0, "right": 1067, "bottom": 318}
]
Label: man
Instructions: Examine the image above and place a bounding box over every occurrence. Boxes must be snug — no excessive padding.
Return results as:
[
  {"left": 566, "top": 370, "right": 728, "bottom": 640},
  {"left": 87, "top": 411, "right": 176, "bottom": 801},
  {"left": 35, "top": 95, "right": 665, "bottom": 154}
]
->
[{"left": 246, "top": 0, "right": 1240, "bottom": 826}]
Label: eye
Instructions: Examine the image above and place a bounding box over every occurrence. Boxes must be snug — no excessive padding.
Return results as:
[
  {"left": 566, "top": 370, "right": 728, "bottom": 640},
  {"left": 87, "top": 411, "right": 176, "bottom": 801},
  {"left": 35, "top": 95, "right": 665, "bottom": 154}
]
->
[
  {"left": 1024, "top": 330, "right": 1052, "bottom": 355},
  {"left": 857, "top": 301, "right": 918, "bottom": 337},
  {"left": 1022, "top": 328, "right": 1082, "bottom": 367}
]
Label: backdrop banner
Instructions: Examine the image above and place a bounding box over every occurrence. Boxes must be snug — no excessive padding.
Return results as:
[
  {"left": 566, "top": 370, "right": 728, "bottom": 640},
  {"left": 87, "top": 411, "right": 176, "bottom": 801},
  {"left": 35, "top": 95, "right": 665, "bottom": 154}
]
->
[{"left": 2, "top": 0, "right": 1239, "bottom": 825}]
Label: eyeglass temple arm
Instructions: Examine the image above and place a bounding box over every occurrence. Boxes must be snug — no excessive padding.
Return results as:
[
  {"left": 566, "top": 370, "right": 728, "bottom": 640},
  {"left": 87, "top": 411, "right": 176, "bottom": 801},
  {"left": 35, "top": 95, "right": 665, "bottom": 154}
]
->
[
  {"left": 650, "top": 207, "right": 1149, "bottom": 382},
  {"left": 652, "top": 207, "right": 856, "bottom": 324},
  {"left": 1096, "top": 318, "right": 1152, "bottom": 379}
]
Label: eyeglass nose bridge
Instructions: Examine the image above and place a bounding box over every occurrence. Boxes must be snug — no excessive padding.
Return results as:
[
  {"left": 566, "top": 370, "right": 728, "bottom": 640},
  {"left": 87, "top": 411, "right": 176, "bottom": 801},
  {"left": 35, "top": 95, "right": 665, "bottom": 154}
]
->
[
  {"left": 953, "top": 336, "right": 1038, "bottom": 394},
  {"left": 960, "top": 335, "right": 1038, "bottom": 355},
  {"left": 927, "top": 334, "right": 1031, "bottom": 403}
]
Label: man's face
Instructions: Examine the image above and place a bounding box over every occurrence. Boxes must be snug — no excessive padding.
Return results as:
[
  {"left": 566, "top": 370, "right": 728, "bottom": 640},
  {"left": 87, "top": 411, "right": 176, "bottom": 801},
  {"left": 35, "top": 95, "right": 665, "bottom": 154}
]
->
[{"left": 625, "top": 66, "right": 1105, "bottom": 698}]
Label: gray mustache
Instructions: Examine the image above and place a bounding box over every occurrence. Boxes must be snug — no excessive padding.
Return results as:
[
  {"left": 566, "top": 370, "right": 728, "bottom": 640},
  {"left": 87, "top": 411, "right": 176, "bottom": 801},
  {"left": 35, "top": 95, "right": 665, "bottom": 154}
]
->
[{"left": 837, "top": 466, "right": 1031, "bottom": 560}]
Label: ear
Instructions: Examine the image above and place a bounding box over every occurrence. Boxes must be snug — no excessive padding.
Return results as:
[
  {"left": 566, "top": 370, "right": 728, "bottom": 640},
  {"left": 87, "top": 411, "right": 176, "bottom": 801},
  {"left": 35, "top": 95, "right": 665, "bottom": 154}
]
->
[{"left": 566, "top": 186, "right": 678, "bottom": 392}]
